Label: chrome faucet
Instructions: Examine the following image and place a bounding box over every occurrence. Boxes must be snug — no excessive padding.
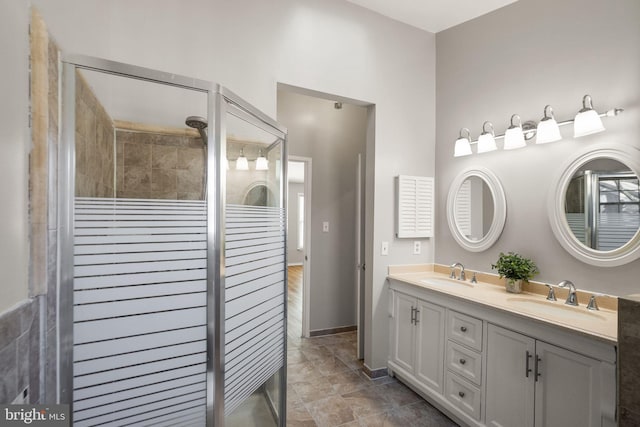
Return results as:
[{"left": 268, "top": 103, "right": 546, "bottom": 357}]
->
[
  {"left": 450, "top": 262, "right": 466, "bottom": 281},
  {"left": 558, "top": 280, "right": 578, "bottom": 306},
  {"left": 545, "top": 284, "right": 557, "bottom": 301},
  {"left": 587, "top": 295, "right": 600, "bottom": 311}
]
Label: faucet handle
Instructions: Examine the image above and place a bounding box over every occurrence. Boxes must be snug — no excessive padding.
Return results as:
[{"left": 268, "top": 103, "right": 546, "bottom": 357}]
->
[
  {"left": 470, "top": 272, "right": 477, "bottom": 284},
  {"left": 460, "top": 270, "right": 466, "bottom": 281},
  {"left": 545, "top": 284, "right": 557, "bottom": 301},
  {"left": 587, "top": 294, "right": 600, "bottom": 311}
]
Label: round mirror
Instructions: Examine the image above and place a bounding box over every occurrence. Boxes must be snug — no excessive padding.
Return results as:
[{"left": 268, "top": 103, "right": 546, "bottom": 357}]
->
[
  {"left": 447, "top": 167, "right": 507, "bottom": 252},
  {"left": 548, "top": 144, "right": 640, "bottom": 266}
]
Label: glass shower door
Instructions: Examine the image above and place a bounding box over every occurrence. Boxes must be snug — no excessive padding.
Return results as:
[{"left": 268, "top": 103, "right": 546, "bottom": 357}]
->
[{"left": 222, "top": 102, "right": 287, "bottom": 426}]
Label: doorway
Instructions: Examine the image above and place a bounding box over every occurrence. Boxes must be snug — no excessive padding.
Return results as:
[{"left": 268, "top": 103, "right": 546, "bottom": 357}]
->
[
  {"left": 277, "top": 87, "right": 370, "bottom": 351},
  {"left": 287, "top": 158, "right": 312, "bottom": 339}
]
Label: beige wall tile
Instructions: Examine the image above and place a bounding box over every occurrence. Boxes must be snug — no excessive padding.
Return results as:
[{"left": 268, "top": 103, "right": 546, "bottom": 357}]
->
[{"left": 152, "top": 144, "right": 178, "bottom": 170}]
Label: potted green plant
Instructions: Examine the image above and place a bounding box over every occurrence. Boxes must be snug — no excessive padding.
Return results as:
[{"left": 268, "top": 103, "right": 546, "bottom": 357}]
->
[{"left": 491, "top": 252, "right": 539, "bottom": 293}]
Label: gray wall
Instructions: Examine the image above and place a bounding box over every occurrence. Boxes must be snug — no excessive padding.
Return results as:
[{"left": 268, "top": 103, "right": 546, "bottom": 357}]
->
[
  {"left": 435, "top": 0, "right": 640, "bottom": 296},
  {"left": 278, "top": 90, "right": 367, "bottom": 332},
  {"left": 287, "top": 182, "right": 305, "bottom": 265}
]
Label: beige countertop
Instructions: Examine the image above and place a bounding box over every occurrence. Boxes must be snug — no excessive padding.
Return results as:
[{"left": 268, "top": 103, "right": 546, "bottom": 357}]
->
[{"left": 388, "top": 265, "right": 617, "bottom": 344}]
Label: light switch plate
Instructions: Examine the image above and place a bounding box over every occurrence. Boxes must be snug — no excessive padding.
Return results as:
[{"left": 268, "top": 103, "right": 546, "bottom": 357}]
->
[
  {"left": 322, "top": 221, "right": 329, "bottom": 233},
  {"left": 381, "top": 241, "right": 389, "bottom": 256}
]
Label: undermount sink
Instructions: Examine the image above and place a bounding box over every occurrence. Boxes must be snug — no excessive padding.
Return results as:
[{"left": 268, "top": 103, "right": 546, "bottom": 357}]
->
[
  {"left": 506, "top": 297, "right": 607, "bottom": 321},
  {"left": 420, "top": 277, "right": 475, "bottom": 289}
]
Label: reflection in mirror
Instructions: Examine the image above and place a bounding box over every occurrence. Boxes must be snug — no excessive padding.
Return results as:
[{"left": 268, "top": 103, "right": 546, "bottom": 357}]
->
[
  {"left": 454, "top": 176, "right": 495, "bottom": 241},
  {"left": 447, "top": 167, "right": 506, "bottom": 252},
  {"left": 565, "top": 158, "right": 640, "bottom": 250},
  {"left": 226, "top": 112, "right": 282, "bottom": 207}
]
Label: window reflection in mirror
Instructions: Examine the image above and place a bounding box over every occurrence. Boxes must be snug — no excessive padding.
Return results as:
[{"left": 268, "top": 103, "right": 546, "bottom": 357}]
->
[
  {"left": 454, "top": 176, "right": 495, "bottom": 241},
  {"left": 565, "top": 158, "right": 640, "bottom": 250}
]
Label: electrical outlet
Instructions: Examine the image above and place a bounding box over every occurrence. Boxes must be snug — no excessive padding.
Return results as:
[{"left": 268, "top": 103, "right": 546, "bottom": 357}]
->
[
  {"left": 413, "top": 241, "right": 421, "bottom": 255},
  {"left": 381, "top": 241, "right": 389, "bottom": 256},
  {"left": 322, "top": 221, "right": 329, "bottom": 233}
]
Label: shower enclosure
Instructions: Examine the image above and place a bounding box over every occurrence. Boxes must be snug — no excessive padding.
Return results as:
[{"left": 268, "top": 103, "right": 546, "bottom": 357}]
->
[{"left": 58, "top": 55, "right": 287, "bottom": 426}]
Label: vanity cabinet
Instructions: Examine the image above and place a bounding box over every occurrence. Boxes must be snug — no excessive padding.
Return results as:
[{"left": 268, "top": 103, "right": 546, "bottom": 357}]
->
[
  {"left": 486, "top": 324, "right": 603, "bottom": 427},
  {"left": 388, "top": 279, "right": 617, "bottom": 427},
  {"left": 390, "top": 291, "right": 445, "bottom": 393}
]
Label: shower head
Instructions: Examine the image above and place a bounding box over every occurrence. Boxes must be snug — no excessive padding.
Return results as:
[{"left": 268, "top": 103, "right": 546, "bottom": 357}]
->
[
  {"left": 185, "top": 115, "right": 208, "bottom": 143},
  {"left": 185, "top": 116, "right": 208, "bottom": 130}
]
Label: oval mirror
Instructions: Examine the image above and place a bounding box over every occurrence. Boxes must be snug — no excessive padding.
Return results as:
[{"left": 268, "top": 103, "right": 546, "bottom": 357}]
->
[
  {"left": 548, "top": 144, "right": 640, "bottom": 266},
  {"left": 447, "top": 167, "right": 507, "bottom": 252}
]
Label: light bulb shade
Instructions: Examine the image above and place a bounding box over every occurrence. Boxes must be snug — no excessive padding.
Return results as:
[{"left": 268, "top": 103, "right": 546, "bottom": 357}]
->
[
  {"left": 477, "top": 133, "right": 497, "bottom": 153},
  {"left": 503, "top": 127, "right": 526, "bottom": 150},
  {"left": 536, "top": 118, "right": 562, "bottom": 144},
  {"left": 574, "top": 109, "right": 604, "bottom": 137},
  {"left": 255, "top": 156, "right": 269, "bottom": 170},
  {"left": 454, "top": 137, "right": 472, "bottom": 157},
  {"left": 236, "top": 156, "right": 249, "bottom": 170}
]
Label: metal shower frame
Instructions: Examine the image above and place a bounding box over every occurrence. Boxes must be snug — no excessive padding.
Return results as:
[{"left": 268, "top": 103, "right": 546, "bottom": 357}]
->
[{"left": 57, "top": 54, "right": 288, "bottom": 426}]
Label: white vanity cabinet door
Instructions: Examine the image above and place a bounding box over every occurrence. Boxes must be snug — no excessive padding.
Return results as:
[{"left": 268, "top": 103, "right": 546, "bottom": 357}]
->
[
  {"left": 415, "top": 299, "right": 445, "bottom": 393},
  {"left": 486, "top": 324, "right": 535, "bottom": 427},
  {"left": 534, "top": 341, "right": 601, "bottom": 427},
  {"left": 391, "top": 291, "right": 416, "bottom": 373}
]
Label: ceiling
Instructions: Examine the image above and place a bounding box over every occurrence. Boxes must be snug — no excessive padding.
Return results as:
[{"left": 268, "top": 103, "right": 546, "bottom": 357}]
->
[{"left": 344, "top": 0, "right": 519, "bottom": 33}]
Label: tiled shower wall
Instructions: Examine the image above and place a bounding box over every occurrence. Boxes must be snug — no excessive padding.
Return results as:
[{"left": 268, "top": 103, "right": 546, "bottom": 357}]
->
[
  {"left": 75, "top": 72, "right": 115, "bottom": 198},
  {"left": 115, "top": 130, "right": 205, "bottom": 200}
]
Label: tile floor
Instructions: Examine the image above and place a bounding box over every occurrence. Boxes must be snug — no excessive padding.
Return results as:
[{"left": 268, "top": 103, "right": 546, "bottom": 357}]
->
[
  {"left": 286, "top": 331, "right": 458, "bottom": 426},
  {"left": 285, "top": 266, "right": 458, "bottom": 426}
]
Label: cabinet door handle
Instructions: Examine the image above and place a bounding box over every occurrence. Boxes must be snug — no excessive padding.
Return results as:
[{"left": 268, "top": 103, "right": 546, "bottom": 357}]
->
[
  {"left": 460, "top": 326, "right": 467, "bottom": 332},
  {"left": 534, "top": 355, "right": 542, "bottom": 381},
  {"left": 458, "top": 391, "right": 465, "bottom": 398},
  {"left": 525, "top": 351, "right": 532, "bottom": 378},
  {"left": 410, "top": 307, "right": 415, "bottom": 325},
  {"left": 414, "top": 309, "right": 420, "bottom": 325},
  {"left": 459, "top": 358, "right": 466, "bottom": 365}
]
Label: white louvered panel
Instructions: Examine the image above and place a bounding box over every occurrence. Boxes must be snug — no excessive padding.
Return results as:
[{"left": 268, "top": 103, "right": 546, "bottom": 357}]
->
[
  {"left": 224, "top": 204, "right": 286, "bottom": 415},
  {"left": 73, "top": 198, "right": 207, "bottom": 425},
  {"left": 455, "top": 179, "right": 472, "bottom": 236},
  {"left": 396, "top": 175, "right": 434, "bottom": 238}
]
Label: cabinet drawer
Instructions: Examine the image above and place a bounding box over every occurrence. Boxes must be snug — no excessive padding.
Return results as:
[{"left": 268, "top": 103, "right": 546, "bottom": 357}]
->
[
  {"left": 446, "top": 340, "right": 482, "bottom": 386},
  {"left": 448, "top": 310, "right": 483, "bottom": 351},
  {"left": 445, "top": 371, "right": 482, "bottom": 421}
]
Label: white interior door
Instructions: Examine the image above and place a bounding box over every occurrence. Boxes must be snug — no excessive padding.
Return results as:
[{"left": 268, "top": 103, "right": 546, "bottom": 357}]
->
[{"left": 356, "top": 153, "right": 365, "bottom": 358}]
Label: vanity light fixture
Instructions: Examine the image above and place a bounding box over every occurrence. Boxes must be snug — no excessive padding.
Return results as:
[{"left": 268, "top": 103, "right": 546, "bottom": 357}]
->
[
  {"left": 536, "top": 105, "right": 562, "bottom": 144},
  {"left": 452, "top": 94, "right": 624, "bottom": 158},
  {"left": 477, "top": 121, "right": 497, "bottom": 153},
  {"left": 255, "top": 150, "right": 269, "bottom": 171},
  {"left": 454, "top": 128, "right": 473, "bottom": 157},
  {"left": 236, "top": 148, "right": 249, "bottom": 170},
  {"left": 574, "top": 94, "right": 605, "bottom": 138},
  {"left": 503, "top": 114, "right": 526, "bottom": 150}
]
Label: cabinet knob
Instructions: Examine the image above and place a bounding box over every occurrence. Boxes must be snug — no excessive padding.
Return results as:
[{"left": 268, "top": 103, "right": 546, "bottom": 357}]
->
[
  {"left": 458, "top": 391, "right": 465, "bottom": 398},
  {"left": 459, "top": 358, "right": 466, "bottom": 365},
  {"left": 460, "top": 326, "right": 467, "bottom": 332}
]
